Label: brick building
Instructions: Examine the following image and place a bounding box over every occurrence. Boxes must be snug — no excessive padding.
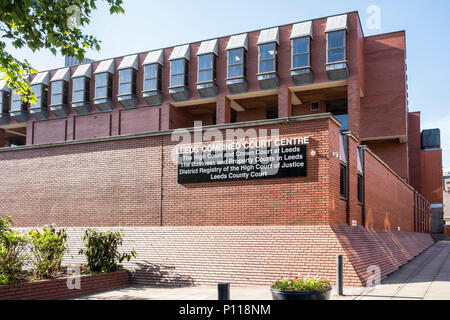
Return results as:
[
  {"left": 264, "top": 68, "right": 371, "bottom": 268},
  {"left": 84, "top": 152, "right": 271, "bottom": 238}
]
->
[{"left": 0, "top": 11, "right": 443, "bottom": 286}]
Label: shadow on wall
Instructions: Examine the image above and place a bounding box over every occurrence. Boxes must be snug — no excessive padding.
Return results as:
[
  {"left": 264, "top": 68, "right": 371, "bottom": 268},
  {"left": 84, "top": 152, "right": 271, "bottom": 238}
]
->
[
  {"left": 128, "top": 261, "right": 194, "bottom": 287},
  {"left": 331, "top": 224, "right": 434, "bottom": 286}
]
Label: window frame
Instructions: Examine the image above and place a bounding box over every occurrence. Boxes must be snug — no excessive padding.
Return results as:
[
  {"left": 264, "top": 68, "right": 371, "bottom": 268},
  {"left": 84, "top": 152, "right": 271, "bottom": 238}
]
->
[
  {"left": 197, "top": 53, "right": 216, "bottom": 84},
  {"left": 326, "top": 30, "right": 346, "bottom": 64},
  {"left": 95, "top": 72, "right": 113, "bottom": 100},
  {"left": 72, "top": 76, "right": 91, "bottom": 103},
  {"left": 118, "top": 68, "right": 137, "bottom": 96},
  {"left": 30, "top": 84, "right": 48, "bottom": 110},
  {"left": 340, "top": 162, "right": 348, "bottom": 200},
  {"left": 258, "top": 42, "right": 278, "bottom": 75},
  {"left": 226, "top": 48, "right": 247, "bottom": 80},
  {"left": 143, "top": 63, "right": 162, "bottom": 92},
  {"left": 50, "top": 80, "right": 69, "bottom": 106},
  {"left": 10, "top": 91, "right": 27, "bottom": 113},
  {"left": 169, "top": 58, "right": 189, "bottom": 88},
  {"left": 291, "top": 36, "right": 311, "bottom": 70},
  {"left": 357, "top": 173, "right": 364, "bottom": 205}
]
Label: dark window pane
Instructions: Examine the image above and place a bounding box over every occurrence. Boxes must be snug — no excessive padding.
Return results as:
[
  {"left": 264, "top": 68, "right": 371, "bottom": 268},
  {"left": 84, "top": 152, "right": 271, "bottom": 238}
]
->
[
  {"left": 144, "top": 79, "right": 157, "bottom": 91},
  {"left": 171, "top": 59, "right": 184, "bottom": 75},
  {"left": 198, "top": 70, "right": 212, "bottom": 83},
  {"left": 119, "top": 83, "right": 131, "bottom": 95},
  {"left": 171, "top": 74, "right": 184, "bottom": 87},
  {"left": 340, "top": 164, "right": 347, "bottom": 198},
  {"left": 328, "top": 48, "right": 345, "bottom": 63},
  {"left": 328, "top": 31, "right": 345, "bottom": 49},
  {"left": 292, "top": 37, "right": 308, "bottom": 54},
  {"left": 95, "top": 73, "right": 107, "bottom": 87},
  {"left": 259, "top": 43, "right": 275, "bottom": 60},
  {"left": 144, "top": 64, "right": 157, "bottom": 79},
  {"left": 228, "top": 65, "right": 243, "bottom": 78},
  {"left": 357, "top": 174, "right": 364, "bottom": 203},
  {"left": 198, "top": 54, "right": 212, "bottom": 70},
  {"left": 259, "top": 60, "right": 275, "bottom": 73},
  {"left": 119, "top": 69, "right": 132, "bottom": 83},
  {"left": 293, "top": 54, "right": 309, "bottom": 68}
]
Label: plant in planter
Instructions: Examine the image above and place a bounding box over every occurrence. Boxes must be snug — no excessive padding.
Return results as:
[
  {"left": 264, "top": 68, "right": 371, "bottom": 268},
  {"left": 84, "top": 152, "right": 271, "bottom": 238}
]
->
[
  {"left": 0, "top": 216, "right": 29, "bottom": 285},
  {"left": 271, "top": 272, "right": 332, "bottom": 300},
  {"left": 79, "top": 229, "right": 136, "bottom": 274}
]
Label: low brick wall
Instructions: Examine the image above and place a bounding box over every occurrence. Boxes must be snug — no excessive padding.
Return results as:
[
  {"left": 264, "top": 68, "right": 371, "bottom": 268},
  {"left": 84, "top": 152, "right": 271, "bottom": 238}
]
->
[
  {"left": 0, "top": 270, "right": 129, "bottom": 300},
  {"left": 46, "top": 225, "right": 433, "bottom": 288}
]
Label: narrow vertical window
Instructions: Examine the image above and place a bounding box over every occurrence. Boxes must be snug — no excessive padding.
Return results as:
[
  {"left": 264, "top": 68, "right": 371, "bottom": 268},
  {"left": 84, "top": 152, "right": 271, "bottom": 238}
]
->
[
  {"left": 118, "top": 68, "right": 137, "bottom": 96},
  {"left": 327, "top": 30, "right": 346, "bottom": 63},
  {"left": 51, "top": 80, "right": 68, "bottom": 106},
  {"left": 0, "top": 91, "right": 10, "bottom": 115},
  {"left": 11, "top": 91, "right": 24, "bottom": 112},
  {"left": 95, "top": 73, "right": 113, "bottom": 99},
  {"left": 340, "top": 163, "right": 348, "bottom": 199},
  {"left": 197, "top": 54, "right": 215, "bottom": 83},
  {"left": 170, "top": 59, "right": 187, "bottom": 87},
  {"left": 227, "top": 48, "right": 246, "bottom": 79},
  {"left": 258, "top": 43, "right": 277, "bottom": 74},
  {"left": 357, "top": 173, "right": 364, "bottom": 204},
  {"left": 143, "top": 63, "right": 162, "bottom": 92},
  {"left": 72, "top": 77, "right": 90, "bottom": 103},
  {"left": 292, "top": 37, "right": 310, "bottom": 69}
]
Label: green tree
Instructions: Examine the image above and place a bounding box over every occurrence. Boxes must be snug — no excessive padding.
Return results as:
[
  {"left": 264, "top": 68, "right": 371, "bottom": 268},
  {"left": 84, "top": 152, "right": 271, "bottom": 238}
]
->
[{"left": 0, "top": 0, "right": 125, "bottom": 102}]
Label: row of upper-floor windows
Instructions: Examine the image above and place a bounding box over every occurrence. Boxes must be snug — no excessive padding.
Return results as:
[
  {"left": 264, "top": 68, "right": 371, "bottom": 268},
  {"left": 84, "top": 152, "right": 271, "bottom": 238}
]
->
[{"left": 0, "top": 29, "right": 347, "bottom": 111}]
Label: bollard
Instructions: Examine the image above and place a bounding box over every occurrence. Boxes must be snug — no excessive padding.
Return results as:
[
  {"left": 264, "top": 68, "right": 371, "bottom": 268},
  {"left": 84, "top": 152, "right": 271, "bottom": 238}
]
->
[
  {"left": 336, "top": 255, "right": 343, "bottom": 296},
  {"left": 218, "top": 283, "right": 230, "bottom": 300}
]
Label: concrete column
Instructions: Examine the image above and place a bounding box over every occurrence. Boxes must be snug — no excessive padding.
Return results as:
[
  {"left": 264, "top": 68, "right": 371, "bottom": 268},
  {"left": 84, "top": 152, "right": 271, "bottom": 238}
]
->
[
  {"left": 216, "top": 94, "right": 231, "bottom": 125},
  {"left": 278, "top": 85, "right": 292, "bottom": 118}
]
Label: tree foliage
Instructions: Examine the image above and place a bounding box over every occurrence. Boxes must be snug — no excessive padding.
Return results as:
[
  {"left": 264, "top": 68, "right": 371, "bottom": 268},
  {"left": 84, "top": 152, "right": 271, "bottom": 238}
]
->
[{"left": 0, "top": 0, "right": 124, "bottom": 101}]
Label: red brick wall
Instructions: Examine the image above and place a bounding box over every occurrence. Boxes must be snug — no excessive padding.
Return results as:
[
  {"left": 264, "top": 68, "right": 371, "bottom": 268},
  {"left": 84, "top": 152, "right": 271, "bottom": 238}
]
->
[
  {"left": 408, "top": 112, "right": 422, "bottom": 191},
  {"left": 53, "top": 225, "right": 432, "bottom": 287},
  {"left": 364, "top": 148, "right": 415, "bottom": 232},
  {"left": 0, "top": 270, "right": 128, "bottom": 300},
  {"left": 365, "top": 140, "right": 409, "bottom": 180},
  {"left": 421, "top": 149, "right": 443, "bottom": 204}
]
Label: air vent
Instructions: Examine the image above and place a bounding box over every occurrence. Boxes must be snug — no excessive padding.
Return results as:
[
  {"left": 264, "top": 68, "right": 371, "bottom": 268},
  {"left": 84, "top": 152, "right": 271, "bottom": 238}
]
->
[{"left": 310, "top": 101, "right": 320, "bottom": 111}]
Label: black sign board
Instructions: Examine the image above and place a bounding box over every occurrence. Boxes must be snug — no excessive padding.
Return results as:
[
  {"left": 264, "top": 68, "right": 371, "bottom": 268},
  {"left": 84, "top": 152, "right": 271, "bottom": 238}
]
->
[{"left": 178, "top": 143, "right": 307, "bottom": 183}]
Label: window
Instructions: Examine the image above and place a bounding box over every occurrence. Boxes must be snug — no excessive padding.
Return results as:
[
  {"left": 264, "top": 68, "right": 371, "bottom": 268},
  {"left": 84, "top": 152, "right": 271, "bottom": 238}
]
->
[
  {"left": 95, "top": 72, "right": 113, "bottom": 99},
  {"left": 170, "top": 59, "right": 188, "bottom": 87},
  {"left": 227, "top": 48, "right": 246, "bottom": 79},
  {"left": 11, "top": 92, "right": 25, "bottom": 112},
  {"left": 292, "top": 37, "right": 310, "bottom": 69},
  {"left": 327, "top": 30, "right": 346, "bottom": 63},
  {"left": 51, "top": 80, "right": 68, "bottom": 105},
  {"left": 30, "top": 84, "right": 48, "bottom": 109},
  {"left": 143, "top": 63, "right": 162, "bottom": 92},
  {"left": 357, "top": 173, "right": 364, "bottom": 204},
  {"left": 340, "top": 163, "right": 348, "bottom": 199},
  {"left": 0, "top": 91, "right": 10, "bottom": 114},
  {"left": 198, "top": 54, "right": 216, "bottom": 83},
  {"left": 258, "top": 43, "right": 277, "bottom": 74},
  {"left": 72, "top": 77, "right": 90, "bottom": 102},
  {"left": 266, "top": 107, "right": 278, "bottom": 119},
  {"left": 119, "top": 68, "right": 137, "bottom": 96}
]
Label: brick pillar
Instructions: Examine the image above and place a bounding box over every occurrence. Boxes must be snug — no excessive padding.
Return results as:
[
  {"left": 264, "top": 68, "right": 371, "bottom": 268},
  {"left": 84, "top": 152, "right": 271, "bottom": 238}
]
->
[
  {"left": 160, "top": 102, "right": 171, "bottom": 131},
  {"left": 216, "top": 94, "right": 231, "bottom": 125},
  {"left": 347, "top": 78, "right": 360, "bottom": 138},
  {"left": 278, "top": 85, "right": 292, "bottom": 118},
  {"left": 26, "top": 119, "right": 33, "bottom": 145}
]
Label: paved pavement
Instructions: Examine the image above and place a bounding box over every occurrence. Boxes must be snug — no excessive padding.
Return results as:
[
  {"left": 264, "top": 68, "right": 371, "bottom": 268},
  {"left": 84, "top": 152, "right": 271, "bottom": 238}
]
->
[{"left": 73, "top": 241, "right": 450, "bottom": 300}]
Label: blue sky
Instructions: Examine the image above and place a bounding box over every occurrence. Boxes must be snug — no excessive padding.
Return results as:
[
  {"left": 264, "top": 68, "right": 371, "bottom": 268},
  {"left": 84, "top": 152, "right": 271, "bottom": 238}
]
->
[{"left": 7, "top": 0, "right": 450, "bottom": 169}]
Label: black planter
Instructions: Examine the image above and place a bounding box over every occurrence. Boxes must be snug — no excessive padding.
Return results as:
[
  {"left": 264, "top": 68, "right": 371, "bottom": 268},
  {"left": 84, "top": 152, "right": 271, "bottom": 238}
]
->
[{"left": 271, "top": 286, "right": 332, "bottom": 300}]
